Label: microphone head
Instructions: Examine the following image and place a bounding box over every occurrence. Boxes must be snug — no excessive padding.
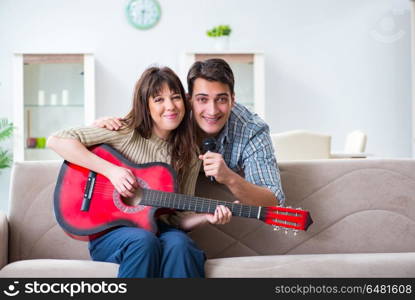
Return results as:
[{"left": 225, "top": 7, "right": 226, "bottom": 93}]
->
[{"left": 202, "top": 138, "right": 217, "bottom": 153}]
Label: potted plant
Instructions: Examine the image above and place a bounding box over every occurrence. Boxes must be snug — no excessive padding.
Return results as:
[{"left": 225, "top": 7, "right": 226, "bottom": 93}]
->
[
  {"left": 206, "top": 25, "right": 232, "bottom": 50},
  {"left": 0, "top": 118, "right": 14, "bottom": 171}
]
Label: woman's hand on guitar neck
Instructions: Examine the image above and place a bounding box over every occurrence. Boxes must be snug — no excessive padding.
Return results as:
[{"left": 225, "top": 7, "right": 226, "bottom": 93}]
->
[
  {"left": 106, "top": 165, "right": 138, "bottom": 198},
  {"left": 205, "top": 200, "right": 240, "bottom": 225},
  {"left": 179, "top": 201, "right": 240, "bottom": 231},
  {"left": 205, "top": 205, "right": 232, "bottom": 225}
]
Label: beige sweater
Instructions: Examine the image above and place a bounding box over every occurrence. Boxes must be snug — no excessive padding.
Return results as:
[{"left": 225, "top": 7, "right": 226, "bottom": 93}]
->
[{"left": 52, "top": 126, "right": 201, "bottom": 227}]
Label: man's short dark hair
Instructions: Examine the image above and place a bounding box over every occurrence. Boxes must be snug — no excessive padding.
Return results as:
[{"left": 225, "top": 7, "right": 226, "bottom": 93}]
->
[{"left": 187, "top": 58, "right": 235, "bottom": 96}]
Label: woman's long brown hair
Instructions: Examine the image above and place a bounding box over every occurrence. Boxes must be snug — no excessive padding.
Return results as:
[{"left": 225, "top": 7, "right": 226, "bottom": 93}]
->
[{"left": 123, "top": 66, "right": 197, "bottom": 189}]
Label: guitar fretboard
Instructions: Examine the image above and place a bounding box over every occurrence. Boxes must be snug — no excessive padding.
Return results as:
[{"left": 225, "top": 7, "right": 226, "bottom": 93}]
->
[{"left": 142, "top": 189, "right": 262, "bottom": 219}]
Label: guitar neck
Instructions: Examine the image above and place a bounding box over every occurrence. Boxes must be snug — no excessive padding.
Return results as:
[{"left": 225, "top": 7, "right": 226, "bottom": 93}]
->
[{"left": 142, "top": 189, "right": 263, "bottom": 219}]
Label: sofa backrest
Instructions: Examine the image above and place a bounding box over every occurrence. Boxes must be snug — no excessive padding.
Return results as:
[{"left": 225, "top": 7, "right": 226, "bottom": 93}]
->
[
  {"left": 8, "top": 161, "right": 90, "bottom": 262},
  {"left": 7, "top": 159, "right": 415, "bottom": 262}
]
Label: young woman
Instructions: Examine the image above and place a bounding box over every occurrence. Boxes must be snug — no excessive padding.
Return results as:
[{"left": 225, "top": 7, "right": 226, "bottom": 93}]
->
[{"left": 47, "top": 66, "right": 232, "bottom": 278}]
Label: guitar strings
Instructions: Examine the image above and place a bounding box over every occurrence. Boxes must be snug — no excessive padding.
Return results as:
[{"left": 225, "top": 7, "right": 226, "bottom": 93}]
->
[
  {"left": 77, "top": 184, "right": 261, "bottom": 218},
  {"left": 89, "top": 182, "right": 252, "bottom": 217}
]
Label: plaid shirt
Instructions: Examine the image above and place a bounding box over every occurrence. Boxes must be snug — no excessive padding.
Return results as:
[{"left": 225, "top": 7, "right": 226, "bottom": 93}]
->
[{"left": 214, "top": 103, "right": 285, "bottom": 206}]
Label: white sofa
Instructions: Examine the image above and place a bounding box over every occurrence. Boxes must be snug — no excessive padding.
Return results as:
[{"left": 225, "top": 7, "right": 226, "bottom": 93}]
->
[{"left": 1, "top": 158, "right": 415, "bottom": 277}]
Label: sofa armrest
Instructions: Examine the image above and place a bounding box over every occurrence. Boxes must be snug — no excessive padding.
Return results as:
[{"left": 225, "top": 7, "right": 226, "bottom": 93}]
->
[{"left": 0, "top": 211, "right": 8, "bottom": 268}]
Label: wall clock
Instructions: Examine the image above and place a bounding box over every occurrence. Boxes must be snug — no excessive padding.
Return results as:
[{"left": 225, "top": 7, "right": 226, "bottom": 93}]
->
[{"left": 126, "top": 0, "right": 161, "bottom": 30}]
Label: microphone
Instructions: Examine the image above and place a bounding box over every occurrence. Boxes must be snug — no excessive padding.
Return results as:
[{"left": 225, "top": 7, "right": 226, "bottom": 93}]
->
[{"left": 202, "top": 138, "right": 217, "bottom": 183}]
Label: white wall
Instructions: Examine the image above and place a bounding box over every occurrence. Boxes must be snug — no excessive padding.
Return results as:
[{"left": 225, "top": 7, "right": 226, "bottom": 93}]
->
[{"left": 0, "top": 0, "right": 412, "bottom": 211}]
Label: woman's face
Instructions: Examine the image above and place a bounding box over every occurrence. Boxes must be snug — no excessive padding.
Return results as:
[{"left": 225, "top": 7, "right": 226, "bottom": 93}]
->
[{"left": 149, "top": 83, "right": 185, "bottom": 139}]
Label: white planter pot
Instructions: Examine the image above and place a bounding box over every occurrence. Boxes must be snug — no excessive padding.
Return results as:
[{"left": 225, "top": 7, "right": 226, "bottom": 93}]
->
[{"left": 214, "top": 36, "right": 230, "bottom": 51}]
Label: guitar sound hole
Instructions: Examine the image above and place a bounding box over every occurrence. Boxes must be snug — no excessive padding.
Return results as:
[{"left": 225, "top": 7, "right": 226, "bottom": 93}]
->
[
  {"left": 113, "top": 177, "right": 148, "bottom": 213},
  {"left": 121, "top": 188, "right": 143, "bottom": 207}
]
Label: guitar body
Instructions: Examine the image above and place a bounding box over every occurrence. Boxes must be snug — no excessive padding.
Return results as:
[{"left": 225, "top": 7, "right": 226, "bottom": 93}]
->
[{"left": 54, "top": 144, "right": 178, "bottom": 241}]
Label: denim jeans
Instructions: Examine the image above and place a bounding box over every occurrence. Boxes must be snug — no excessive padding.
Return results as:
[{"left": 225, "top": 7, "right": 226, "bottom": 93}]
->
[{"left": 88, "top": 223, "right": 206, "bottom": 278}]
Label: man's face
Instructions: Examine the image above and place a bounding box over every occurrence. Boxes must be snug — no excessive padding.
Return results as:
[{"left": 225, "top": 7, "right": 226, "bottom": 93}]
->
[{"left": 191, "top": 78, "right": 234, "bottom": 137}]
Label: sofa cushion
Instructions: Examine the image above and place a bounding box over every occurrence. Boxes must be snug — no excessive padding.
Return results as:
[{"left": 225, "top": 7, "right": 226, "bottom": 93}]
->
[
  {"left": 0, "top": 259, "right": 118, "bottom": 278},
  {"left": 2, "top": 253, "right": 413, "bottom": 278},
  {"left": 205, "top": 252, "right": 415, "bottom": 278}
]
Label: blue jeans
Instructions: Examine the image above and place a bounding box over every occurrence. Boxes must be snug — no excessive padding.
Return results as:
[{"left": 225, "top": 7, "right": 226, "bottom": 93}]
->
[{"left": 88, "top": 223, "right": 206, "bottom": 278}]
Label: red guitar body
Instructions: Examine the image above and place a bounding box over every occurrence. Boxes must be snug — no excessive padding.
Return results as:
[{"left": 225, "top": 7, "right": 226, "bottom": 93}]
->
[{"left": 54, "top": 144, "right": 177, "bottom": 241}]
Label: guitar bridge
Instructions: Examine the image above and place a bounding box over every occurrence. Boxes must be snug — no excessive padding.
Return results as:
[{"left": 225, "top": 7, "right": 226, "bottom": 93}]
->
[{"left": 81, "top": 171, "right": 97, "bottom": 211}]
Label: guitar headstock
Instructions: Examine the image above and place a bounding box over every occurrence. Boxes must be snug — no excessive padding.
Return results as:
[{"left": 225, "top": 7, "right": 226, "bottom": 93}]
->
[{"left": 263, "top": 206, "right": 313, "bottom": 233}]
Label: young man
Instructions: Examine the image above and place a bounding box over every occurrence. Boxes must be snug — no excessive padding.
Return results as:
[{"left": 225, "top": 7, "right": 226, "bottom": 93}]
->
[
  {"left": 187, "top": 59, "right": 284, "bottom": 207},
  {"left": 95, "top": 59, "right": 285, "bottom": 207}
]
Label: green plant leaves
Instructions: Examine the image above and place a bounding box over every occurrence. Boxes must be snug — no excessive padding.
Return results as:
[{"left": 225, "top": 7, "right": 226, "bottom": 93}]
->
[
  {"left": 0, "top": 118, "right": 14, "bottom": 170},
  {"left": 0, "top": 149, "right": 12, "bottom": 169},
  {"left": 0, "top": 118, "right": 14, "bottom": 142},
  {"left": 206, "top": 25, "right": 232, "bottom": 37}
]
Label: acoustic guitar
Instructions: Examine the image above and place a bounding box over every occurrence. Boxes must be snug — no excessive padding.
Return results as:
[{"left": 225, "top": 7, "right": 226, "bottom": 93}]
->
[{"left": 53, "top": 144, "right": 313, "bottom": 241}]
